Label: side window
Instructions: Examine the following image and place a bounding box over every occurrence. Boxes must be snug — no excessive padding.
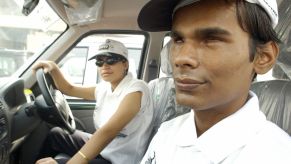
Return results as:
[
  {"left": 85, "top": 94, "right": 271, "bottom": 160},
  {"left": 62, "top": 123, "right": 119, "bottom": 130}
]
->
[
  {"left": 59, "top": 33, "right": 146, "bottom": 87},
  {"left": 0, "top": 55, "right": 18, "bottom": 77},
  {"left": 59, "top": 47, "right": 89, "bottom": 85}
]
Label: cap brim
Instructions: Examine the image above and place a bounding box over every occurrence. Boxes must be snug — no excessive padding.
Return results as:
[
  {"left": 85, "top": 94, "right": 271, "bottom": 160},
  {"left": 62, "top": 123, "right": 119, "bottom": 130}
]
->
[
  {"left": 88, "top": 52, "right": 128, "bottom": 61},
  {"left": 138, "top": 0, "right": 180, "bottom": 32},
  {"left": 88, "top": 53, "right": 112, "bottom": 61}
]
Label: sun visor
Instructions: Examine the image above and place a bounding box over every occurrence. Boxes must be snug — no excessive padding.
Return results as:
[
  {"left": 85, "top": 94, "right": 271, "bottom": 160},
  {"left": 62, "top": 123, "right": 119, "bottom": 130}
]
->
[{"left": 61, "top": 0, "right": 103, "bottom": 26}]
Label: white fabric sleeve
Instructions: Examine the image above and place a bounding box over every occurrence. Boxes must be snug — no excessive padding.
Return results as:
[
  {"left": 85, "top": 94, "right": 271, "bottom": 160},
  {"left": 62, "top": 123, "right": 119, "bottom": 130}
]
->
[
  {"left": 124, "top": 80, "right": 150, "bottom": 112},
  {"left": 119, "top": 80, "right": 152, "bottom": 135}
]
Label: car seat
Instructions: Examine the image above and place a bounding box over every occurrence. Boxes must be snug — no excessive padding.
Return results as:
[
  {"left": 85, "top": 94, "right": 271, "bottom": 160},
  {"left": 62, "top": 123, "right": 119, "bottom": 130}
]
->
[
  {"left": 148, "top": 41, "right": 191, "bottom": 139},
  {"left": 251, "top": 80, "right": 291, "bottom": 135}
]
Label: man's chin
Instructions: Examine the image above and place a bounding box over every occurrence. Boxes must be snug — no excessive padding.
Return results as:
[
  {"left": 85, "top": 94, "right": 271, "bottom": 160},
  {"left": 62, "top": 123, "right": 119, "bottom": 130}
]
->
[{"left": 176, "top": 93, "right": 196, "bottom": 108}]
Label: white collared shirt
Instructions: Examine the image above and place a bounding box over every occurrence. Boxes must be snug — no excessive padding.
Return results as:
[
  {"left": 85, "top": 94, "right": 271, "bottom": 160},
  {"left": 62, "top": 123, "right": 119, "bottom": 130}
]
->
[
  {"left": 94, "top": 73, "right": 154, "bottom": 164},
  {"left": 141, "top": 91, "right": 291, "bottom": 164}
]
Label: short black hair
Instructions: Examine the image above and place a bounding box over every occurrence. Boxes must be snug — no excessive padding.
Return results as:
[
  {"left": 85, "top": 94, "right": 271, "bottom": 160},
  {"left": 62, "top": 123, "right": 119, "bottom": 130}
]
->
[{"left": 233, "top": 0, "right": 281, "bottom": 61}]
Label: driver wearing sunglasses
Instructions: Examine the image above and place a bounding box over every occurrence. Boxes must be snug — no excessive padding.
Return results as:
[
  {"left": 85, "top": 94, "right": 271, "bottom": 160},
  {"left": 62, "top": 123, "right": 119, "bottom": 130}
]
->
[
  {"left": 95, "top": 54, "right": 126, "bottom": 67},
  {"left": 33, "top": 39, "right": 153, "bottom": 164}
]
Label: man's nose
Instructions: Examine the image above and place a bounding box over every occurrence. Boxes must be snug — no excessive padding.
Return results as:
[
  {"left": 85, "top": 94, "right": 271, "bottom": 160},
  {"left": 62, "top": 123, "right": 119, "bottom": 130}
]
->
[{"left": 172, "top": 43, "right": 200, "bottom": 69}]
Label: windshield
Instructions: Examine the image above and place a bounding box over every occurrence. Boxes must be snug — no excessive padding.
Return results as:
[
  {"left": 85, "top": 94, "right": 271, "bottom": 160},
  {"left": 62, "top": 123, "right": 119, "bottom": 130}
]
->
[{"left": 0, "top": 0, "right": 67, "bottom": 80}]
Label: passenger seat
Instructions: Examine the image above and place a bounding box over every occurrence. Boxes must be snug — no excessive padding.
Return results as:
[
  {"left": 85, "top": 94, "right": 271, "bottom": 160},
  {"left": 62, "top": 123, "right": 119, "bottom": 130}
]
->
[
  {"left": 148, "top": 41, "right": 191, "bottom": 139},
  {"left": 251, "top": 80, "right": 291, "bottom": 135}
]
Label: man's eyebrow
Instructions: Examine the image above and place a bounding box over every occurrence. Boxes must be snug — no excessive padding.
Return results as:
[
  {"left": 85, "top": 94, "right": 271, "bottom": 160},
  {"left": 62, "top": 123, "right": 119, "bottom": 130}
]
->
[
  {"left": 170, "top": 27, "right": 231, "bottom": 38},
  {"left": 169, "top": 31, "right": 181, "bottom": 38},
  {"left": 196, "top": 27, "right": 231, "bottom": 37}
]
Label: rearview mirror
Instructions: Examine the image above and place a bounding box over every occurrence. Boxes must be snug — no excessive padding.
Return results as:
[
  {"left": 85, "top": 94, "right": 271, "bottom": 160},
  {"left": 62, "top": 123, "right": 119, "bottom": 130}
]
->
[{"left": 22, "top": 0, "right": 39, "bottom": 16}]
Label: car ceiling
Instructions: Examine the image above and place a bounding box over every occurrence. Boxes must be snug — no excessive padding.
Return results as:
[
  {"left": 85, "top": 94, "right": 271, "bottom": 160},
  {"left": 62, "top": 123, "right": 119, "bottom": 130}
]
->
[{"left": 47, "top": 0, "right": 149, "bottom": 26}]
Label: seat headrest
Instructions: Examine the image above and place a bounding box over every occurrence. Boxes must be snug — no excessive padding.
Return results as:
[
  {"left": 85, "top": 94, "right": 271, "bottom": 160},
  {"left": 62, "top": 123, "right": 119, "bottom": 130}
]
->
[
  {"left": 251, "top": 80, "right": 291, "bottom": 135},
  {"left": 160, "top": 41, "right": 172, "bottom": 76}
]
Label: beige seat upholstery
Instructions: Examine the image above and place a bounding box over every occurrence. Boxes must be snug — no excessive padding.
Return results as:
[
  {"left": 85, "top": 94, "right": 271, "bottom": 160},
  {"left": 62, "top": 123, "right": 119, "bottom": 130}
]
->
[
  {"left": 148, "top": 42, "right": 191, "bottom": 138},
  {"left": 251, "top": 80, "right": 291, "bottom": 135}
]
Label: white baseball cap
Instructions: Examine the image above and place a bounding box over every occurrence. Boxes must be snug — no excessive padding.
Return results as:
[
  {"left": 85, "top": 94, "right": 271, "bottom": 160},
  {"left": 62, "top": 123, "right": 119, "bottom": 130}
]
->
[
  {"left": 89, "top": 39, "right": 128, "bottom": 60},
  {"left": 138, "top": 0, "right": 278, "bottom": 31},
  {"left": 245, "top": 0, "right": 278, "bottom": 27}
]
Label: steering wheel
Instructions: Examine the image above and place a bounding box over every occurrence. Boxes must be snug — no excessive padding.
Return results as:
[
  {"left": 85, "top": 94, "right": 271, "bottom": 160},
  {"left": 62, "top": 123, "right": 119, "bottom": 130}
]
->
[{"left": 34, "top": 68, "right": 76, "bottom": 134}]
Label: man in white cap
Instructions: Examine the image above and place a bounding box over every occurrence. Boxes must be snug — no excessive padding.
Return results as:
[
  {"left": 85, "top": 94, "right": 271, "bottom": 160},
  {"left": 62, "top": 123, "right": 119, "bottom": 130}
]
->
[{"left": 138, "top": 0, "right": 291, "bottom": 163}]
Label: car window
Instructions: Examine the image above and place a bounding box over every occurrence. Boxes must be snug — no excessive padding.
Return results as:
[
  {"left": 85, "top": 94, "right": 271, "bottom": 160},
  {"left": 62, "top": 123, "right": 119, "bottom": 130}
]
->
[
  {"left": 59, "top": 47, "right": 89, "bottom": 85},
  {"left": 59, "top": 33, "right": 146, "bottom": 86},
  {"left": 0, "top": 0, "right": 67, "bottom": 83}
]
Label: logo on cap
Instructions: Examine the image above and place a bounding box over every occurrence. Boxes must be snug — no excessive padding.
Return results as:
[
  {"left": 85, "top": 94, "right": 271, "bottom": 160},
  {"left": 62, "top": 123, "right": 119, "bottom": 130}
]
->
[{"left": 99, "top": 44, "right": 110, "bottom": 51}]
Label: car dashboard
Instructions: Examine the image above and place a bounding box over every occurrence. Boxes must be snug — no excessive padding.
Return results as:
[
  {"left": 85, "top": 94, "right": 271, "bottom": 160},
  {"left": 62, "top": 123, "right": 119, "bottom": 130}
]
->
[{"left": 0, "top": 79, "right": 41, "bottom": 163}]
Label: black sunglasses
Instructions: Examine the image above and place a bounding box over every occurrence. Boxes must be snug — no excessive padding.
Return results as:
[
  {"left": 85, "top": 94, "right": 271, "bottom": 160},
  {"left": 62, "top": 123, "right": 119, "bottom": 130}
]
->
[{"left": 95, "top": 57, "right": 123, "bottom": 67}]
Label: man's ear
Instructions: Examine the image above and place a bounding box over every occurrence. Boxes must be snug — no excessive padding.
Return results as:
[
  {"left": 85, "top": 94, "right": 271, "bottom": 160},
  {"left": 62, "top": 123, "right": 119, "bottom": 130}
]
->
[
  {"left": 253, "top": 41, "right": 279, "bottom": 74},
  {"left": 124, "top": 61, "right": 129, "bottom": 70}
]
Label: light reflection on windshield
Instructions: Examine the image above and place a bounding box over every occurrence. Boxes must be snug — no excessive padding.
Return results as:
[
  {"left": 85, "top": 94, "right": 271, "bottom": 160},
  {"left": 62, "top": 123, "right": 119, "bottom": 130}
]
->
[{"left": 0, "top": 0, "right": 67, "bottom": 80}]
